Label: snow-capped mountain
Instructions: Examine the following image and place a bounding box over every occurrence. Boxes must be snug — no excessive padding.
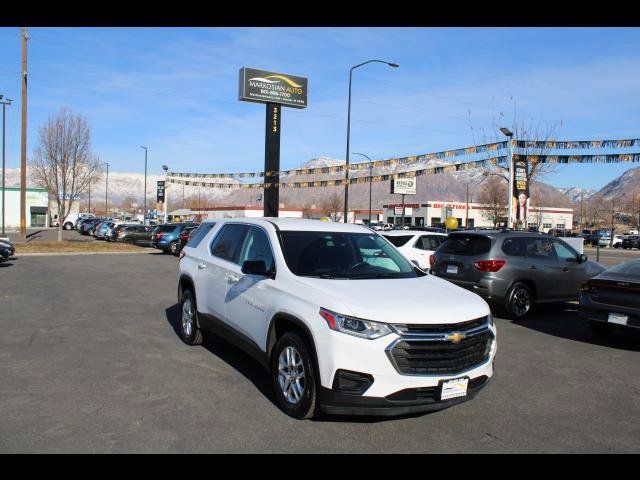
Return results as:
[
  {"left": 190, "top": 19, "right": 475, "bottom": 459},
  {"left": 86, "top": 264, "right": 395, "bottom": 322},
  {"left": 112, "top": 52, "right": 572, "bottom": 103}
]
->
[{"left": 557, "top": 187, "right": 596, "bottom": 204}]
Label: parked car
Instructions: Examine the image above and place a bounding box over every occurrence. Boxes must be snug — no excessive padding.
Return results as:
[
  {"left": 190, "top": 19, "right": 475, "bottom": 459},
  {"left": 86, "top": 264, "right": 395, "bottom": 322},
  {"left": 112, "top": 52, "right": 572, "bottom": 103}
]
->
[
  {"left": 152, "top": 222, "right": 199, "bottom": 254},
  {"left": 177, "top": 218, "right": 496, "bottom": 419},
  {"left": 0, "top": 238, "right": 15, "bottom": 257},
  {"left": 0, "top": 243, "right": 11, "bottom": 262},
  {"left": 382, "top": 230, "right": 447, "bottom": 270},
  {"left": 581, "top": 233, "right": 599, "bottom": 246},
  {"left": 79, "top": 218, "right": 102, "bottom": 236},
  {"left": 117, "top": 225, "right": 156, "bottom": 246},
  {"left": 173, "top": 225, "right": 200, "bottom": 256},
  {"left": 74, "top": 213, "right": 95, "bottom": 230},
  {"left": 430, "top": 230, "right": 605, "bottom": 319},
  {"left": 621, "top": 236, "right": 640, "bottom": 250},
  {"left": 580, "top": 259, "right": 640, "bottom": 337},
  {"left": 598, "top": 234, "right": 623, "bottom": 248},
  {"left": 624, "top": 229, "right": 639, "bottom": 235},
  {"left": 106, "top": 223, "right": 137, "bottom": 242}
]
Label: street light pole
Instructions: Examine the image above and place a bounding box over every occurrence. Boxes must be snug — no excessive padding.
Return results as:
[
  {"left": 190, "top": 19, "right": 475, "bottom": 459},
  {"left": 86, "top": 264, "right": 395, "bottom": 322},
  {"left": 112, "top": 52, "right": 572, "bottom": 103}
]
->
[
  {"left": 103, "top": 162, "right": 110, "bottom": 216},
  {"left": 353, "top": 152, "right": 373, "bottom": 225},
  {"left": 344, "top": 59, "right": 399, "bottom": 223},
  {"left": 140, "top": 146, "right": 148, "bottom": 225},
  {"left": 500, "top": 127, "right": 514, "bottom": 229},
  {"left": 0, "top": 95, "right": 12, "bottom": 237}
]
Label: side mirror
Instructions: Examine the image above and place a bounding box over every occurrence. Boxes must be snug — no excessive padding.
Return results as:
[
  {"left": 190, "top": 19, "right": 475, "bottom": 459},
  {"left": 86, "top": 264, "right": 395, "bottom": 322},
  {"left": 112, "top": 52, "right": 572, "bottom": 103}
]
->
[
  {"left": 241, "top": 260, "right": 271, "bottom": 277},
  {"left": 579, "top": 254, "right": 588, "bottom": 263}
]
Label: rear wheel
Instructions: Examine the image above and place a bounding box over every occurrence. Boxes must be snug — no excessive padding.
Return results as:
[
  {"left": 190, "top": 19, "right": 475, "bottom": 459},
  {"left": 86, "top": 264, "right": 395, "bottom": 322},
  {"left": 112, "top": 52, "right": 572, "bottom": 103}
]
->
[
  {"left": 271, "top": 331, "right": 318, "bottom": 419},
  {"left": 170, "top": 241, "right": 180, "bottom": 256},
  {"left": 178, "top": 289, "right": 203, "bottom": 345},
  {"left": 64, "top": 222, "right": 73, "bottom": 230},
  {"left": 505, "top": 282, "right": 533, "bottom": 319}
]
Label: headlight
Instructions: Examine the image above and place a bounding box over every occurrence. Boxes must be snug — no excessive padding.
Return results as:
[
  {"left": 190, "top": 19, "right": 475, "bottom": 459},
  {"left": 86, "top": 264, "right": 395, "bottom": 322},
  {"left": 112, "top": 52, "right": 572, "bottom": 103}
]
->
[{"left": 319, "top": 308, "right": 392, "bottom": 340}]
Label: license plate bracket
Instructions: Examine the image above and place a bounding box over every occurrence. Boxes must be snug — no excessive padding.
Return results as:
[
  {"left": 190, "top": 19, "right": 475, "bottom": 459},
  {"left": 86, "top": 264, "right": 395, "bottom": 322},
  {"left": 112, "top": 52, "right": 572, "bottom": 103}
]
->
[{"left": 439, "top": 377, "right": 469, "bottom": 401}]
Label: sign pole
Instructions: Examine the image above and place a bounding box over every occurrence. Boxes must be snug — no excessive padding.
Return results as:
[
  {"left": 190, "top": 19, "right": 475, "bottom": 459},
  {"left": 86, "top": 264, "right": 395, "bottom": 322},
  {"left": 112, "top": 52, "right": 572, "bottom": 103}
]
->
[
  {"left": 401, "top": 193, "right": 405, "bottom": 228},
  {"left": 264, "top": 103, "right": 281, "bottom": 217}
]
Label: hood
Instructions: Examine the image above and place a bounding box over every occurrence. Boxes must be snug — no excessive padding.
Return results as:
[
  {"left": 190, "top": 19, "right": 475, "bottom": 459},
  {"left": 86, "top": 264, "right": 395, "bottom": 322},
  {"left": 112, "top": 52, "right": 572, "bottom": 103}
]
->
[{"left": 294, "top": 274, "right": 490, "bottom": 325}]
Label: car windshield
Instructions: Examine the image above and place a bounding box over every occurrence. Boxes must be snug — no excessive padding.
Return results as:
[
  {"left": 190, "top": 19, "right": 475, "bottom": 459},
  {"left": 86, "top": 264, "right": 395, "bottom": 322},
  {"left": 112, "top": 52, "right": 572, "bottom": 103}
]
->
[
  {"left": 279, "top": 231, "right": 420, "bottom": 279},
  {"left": 439, "top": 234, "right": 492, "bottom": 256},
  {"left": 382, "top": 235, "right": 414, "bottom": 247}
]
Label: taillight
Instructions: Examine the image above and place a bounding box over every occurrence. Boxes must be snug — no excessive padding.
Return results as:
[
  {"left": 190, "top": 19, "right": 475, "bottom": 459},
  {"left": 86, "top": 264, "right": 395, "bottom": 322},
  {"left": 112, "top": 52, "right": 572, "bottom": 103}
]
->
[
  {"left": 179, "top": 249, "right": 186, "bottom": 260},
  {"left": 473, "top": 259, "right": 506, "bottom": 272},
  {"left": 429, "top": 254, "right": 436, "bottom": 266},
  {"left": 179, "top": 234, "right": 188, "bottom": 240},
  {"left": 156, "top": 232, "right": 165, "bottom": 240}
]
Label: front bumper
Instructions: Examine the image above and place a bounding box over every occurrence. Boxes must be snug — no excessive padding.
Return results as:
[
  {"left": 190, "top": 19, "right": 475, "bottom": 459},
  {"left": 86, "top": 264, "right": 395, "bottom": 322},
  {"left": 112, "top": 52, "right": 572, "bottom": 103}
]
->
[
  {"left": 313, "top": 321, "right": 497, "bottom": 414},
  {"left": 319, "top": 374, "right": 491, "bottom": 416}
]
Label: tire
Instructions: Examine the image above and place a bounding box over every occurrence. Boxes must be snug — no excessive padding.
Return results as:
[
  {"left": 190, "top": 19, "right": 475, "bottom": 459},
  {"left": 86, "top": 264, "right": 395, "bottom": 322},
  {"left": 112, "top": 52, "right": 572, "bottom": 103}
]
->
[
  {"left": 169, "top": 241, "right": 180, "bottom": 256},
  {"left": 271, "top": 331, "right": 318, "bottom": 420},
  {"left": 589, "top": 321, "right": 615, "bottom": 338},
  {"left": 178, "top": 289, "right": 203, "bottom": 346},
  {"left": 505, "top": 282, "right": 534, "bottom": 319},
  {"left": 64, "top": 222, "right": 73, "bottom": 230}
]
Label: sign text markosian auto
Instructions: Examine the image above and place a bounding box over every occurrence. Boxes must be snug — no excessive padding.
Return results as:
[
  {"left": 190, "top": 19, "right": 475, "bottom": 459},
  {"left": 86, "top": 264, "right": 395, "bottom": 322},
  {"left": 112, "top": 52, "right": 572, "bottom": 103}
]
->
[{"left": 238, "top": 67, "right": 308, "bottom": 109}]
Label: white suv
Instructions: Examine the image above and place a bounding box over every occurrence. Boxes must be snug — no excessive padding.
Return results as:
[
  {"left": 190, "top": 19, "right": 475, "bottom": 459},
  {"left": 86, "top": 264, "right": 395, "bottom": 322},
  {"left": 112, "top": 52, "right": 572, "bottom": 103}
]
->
[
  {"left": 177, "top": 218, "right": 496, "bottom": 419},
  {"left": 382, "top": 230, "right": 448, "bottom": 269}
]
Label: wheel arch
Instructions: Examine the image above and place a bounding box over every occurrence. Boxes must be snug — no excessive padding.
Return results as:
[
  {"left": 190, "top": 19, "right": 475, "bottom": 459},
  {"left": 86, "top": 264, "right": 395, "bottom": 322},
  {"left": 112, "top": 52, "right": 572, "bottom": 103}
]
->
[
  {"left": 266, "top": 313, "right": 319, "bottom": 375},
  {"left": 508, "top": 278, "right": 537, "bottom": 300}
]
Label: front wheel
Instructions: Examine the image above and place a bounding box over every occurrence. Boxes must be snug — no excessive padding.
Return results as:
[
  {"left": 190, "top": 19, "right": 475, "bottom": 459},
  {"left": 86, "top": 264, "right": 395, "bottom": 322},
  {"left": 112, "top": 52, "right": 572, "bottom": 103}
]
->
[
  {"left": 271, "top": 332, "right": 318, "bottom": 419},
  {"left": 505, "top": 282, "right": 533, "bottom": 319},
  {"left": 64, "top": 222, "right": 73, "bottom": 230}
]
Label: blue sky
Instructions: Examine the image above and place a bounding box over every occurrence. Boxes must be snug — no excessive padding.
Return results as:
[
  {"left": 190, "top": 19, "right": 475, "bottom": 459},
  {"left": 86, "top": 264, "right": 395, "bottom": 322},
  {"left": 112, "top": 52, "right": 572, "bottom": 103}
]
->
[{"left": 0, "top": 27, "right": 639, "bottom": 190}]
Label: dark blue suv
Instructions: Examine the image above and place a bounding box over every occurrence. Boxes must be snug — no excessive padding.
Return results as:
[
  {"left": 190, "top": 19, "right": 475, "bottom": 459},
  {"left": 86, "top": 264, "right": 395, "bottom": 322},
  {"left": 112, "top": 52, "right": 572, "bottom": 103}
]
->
[{"left": 152, "top": 223, "right": 199, "bottom": 254}]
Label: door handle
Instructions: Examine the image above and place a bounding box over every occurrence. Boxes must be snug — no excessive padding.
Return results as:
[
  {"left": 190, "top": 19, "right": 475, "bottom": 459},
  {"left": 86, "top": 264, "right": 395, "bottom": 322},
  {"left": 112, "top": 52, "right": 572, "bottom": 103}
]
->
[
  {"left": 227, "top": 274, "right": 240, "bottom": 284},
  {"left": 197, "top": 263, "right": 207, "bottom": 270}
]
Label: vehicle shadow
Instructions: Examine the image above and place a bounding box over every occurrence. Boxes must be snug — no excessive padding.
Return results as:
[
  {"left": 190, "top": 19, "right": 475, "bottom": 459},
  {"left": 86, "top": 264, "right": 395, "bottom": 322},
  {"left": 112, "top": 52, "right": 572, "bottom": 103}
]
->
[
  {"left": 0, "top": 262, "right": 14, "bottom": 267},
  {"left": 164, "top": 304, "right": 275, "bottom": 404},
  {"left": 510, "top": 303, "right": 640, "bottom": 352},
  {"left": 164, "top": 303, "right": 441, "bottom": 424}
]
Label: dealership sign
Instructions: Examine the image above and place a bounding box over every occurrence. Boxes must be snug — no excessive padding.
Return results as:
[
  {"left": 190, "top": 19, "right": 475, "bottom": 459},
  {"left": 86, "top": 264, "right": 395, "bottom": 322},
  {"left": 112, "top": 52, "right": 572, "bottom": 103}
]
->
[
  {"left": 390, "top": 178, "right": 417, "bottom": 195},
  {"left": 239, "top": 67, "right": 308, "bottom": 109},
  {"left": 157, "top": 181, "right": 165, "bottom": 203}
]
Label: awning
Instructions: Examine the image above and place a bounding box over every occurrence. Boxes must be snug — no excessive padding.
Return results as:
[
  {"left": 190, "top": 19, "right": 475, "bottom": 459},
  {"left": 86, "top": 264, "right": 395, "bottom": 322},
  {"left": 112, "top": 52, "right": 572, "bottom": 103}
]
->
[{"left": 30, "top": 206, "right": 48, "bottom": 214}]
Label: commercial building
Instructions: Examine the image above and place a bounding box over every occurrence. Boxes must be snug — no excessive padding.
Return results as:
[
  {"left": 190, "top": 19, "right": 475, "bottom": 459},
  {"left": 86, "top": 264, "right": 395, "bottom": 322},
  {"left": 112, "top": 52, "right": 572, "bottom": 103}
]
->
[
  {"left": 0, "top": 187, "right": 50, "bottom": 229},
  {"left": 168, "top": 206, "right": 384, "bottom": 224},
  {"left": 383, "top": 200, "right": 573, "bottom": 233}
]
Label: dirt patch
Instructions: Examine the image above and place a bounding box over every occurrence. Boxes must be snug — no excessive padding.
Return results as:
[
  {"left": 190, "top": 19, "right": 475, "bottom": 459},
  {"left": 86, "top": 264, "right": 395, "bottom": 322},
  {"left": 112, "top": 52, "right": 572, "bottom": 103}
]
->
[{"left": 16, "top": 240, "right": 144, "bottom": 254}]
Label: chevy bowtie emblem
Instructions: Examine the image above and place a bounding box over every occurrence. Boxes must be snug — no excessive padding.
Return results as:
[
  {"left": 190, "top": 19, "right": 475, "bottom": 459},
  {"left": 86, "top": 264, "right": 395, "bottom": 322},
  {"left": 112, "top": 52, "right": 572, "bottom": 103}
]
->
[{"left": 446, "top": 332, "right": 466, "bottom": 343}]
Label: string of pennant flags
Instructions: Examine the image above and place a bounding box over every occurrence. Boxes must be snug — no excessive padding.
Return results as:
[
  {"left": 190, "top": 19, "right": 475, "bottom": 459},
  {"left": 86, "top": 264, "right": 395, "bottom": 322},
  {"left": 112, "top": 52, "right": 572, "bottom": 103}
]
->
[
  {"left": 165, "top": 152, "right": 640, "bottom": 190},
  {"left": 167, "top": 137, "right": 640, "bottom": 181}
]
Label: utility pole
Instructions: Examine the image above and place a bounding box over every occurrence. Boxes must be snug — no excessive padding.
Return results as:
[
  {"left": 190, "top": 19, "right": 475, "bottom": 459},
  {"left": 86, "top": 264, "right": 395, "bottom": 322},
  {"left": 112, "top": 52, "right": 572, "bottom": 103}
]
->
[
  {"left": 140, "top": 146, "right": 148, "bottom": 224},
  {"left": 1, "top": 95, "right": 12, "bottom": 237},
  {"left": 465, "top": 182, "right": 469, "bottom": 228},
  {"left": 579, "top": 192, "right": 584, "bottom": 231},
  {"left": 88, "top": 183, "right": 91, "bottom": 213},
  {"left": 20, "top": 27, "right": 28, "bottom": 240},
  {"left": 103, "top": 162, "right": 110, "bottom": 215}
]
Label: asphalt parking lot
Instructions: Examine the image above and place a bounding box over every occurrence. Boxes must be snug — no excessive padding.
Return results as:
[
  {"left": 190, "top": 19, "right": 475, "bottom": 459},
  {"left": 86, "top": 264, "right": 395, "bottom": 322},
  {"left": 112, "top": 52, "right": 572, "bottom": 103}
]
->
[{"left": 1, "top": 251, "right": 639, "bottom": 453}]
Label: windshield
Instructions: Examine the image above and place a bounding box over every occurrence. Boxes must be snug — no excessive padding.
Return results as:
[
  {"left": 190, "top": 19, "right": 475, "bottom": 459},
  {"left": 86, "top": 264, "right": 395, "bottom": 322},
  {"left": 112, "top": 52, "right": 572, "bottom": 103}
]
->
[
  {"left": 279, "top": 231, "right": 420, "bottom": 279},
  {"left": 382, "top": 235, "right": 414, "bottom": 247}
]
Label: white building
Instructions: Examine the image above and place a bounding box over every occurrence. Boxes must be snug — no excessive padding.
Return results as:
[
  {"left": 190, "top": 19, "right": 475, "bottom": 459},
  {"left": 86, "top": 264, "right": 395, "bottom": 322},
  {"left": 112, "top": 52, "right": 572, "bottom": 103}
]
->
[
  {"left": 167, "top": 206, "right": 384, "bottom": 224},
  {"left": 383, "top": 200, "right": 573, "bottom": 232},
  {"left": 0, "top": 187, "right": 50, "bottom": 229}
]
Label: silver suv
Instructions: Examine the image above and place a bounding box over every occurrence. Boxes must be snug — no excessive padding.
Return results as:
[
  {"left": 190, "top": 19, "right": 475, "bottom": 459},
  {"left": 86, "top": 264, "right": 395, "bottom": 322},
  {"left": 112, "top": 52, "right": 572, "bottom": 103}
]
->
[{"left": 430, "top": 230, "right": 605, "bottom": 319}]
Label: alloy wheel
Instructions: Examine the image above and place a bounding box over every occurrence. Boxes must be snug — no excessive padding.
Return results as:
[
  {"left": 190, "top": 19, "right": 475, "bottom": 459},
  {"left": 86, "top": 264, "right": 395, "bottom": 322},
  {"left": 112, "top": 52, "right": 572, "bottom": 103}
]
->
[
  {"left": 182, "top": 297, "right": 194, "bottom": 337},
  {"left": 512, "top": 287, "right": 531, "bottom": 317},
  {"left": 278, "top": 346, "right": 306, "bottom": 404}
]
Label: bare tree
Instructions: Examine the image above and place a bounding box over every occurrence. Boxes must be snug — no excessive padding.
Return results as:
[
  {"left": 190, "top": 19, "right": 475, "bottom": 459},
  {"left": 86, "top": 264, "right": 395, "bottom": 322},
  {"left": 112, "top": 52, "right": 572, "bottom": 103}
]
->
[
  {"left": 477, "top": 175, "right": 508, "bottom": 228},
  {"left": 30, "top": 108, "right": 103, "bottom": 241},
  {"left": 321, "top": 190, "right": 344, "bottom": 222}
]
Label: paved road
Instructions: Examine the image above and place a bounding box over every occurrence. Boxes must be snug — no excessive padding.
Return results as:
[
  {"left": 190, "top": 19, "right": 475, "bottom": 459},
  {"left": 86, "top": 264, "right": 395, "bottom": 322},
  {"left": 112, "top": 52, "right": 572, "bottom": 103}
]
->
[
  {"left": 584, "top": 246, "right": 640, "bottom": 267},
  {"left": 1, "top": 254, "right": 639, "bottom": 453}
]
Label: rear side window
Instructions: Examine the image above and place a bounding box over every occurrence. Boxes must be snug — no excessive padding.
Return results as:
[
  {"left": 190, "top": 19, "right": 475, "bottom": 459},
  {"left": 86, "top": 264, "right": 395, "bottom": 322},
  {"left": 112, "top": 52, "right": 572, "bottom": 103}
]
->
[
  {"left": 383, "top": 235, "right": 414, "bottom": 247},
  {"left": 188, "top": 223, "right": 216, "bottom": 248},
  {"left": 415, "top": 235, "right": 444, "bottom": 251},
  {"left": 439, "top": 235, "right": 491, "bottom": 256},
  {"left": 210, "top": 224, "right": 249, "bottom": 264},
  {"left": 501, "top": 238, "right": 527, "bottom": 257}
]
